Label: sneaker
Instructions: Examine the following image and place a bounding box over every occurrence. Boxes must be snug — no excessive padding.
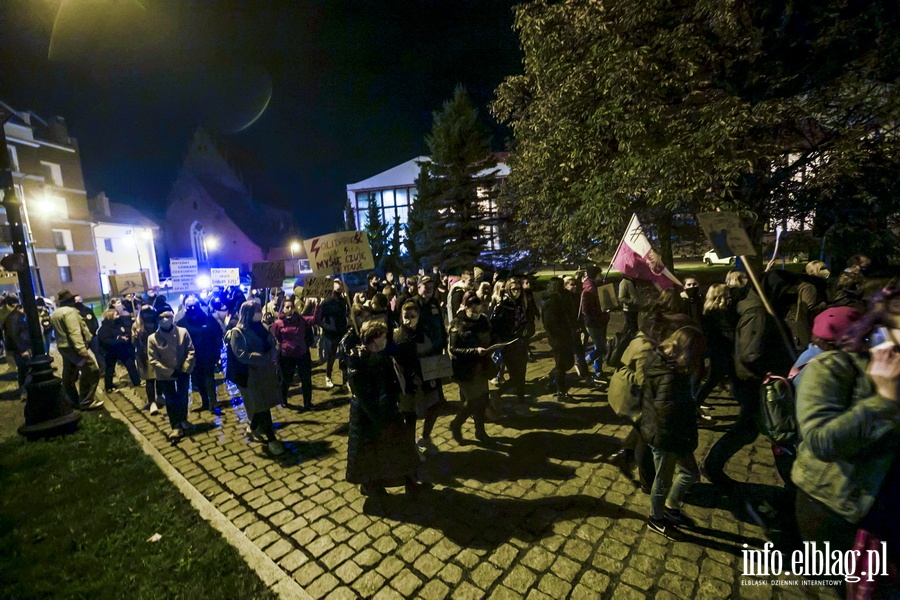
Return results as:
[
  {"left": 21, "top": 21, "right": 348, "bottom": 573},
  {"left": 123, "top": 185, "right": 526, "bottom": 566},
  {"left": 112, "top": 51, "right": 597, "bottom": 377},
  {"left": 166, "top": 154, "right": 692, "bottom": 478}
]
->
[
  {"left": 325, "top": 377, "right": 335, "bottom": 389},
  {"left": 149, "top": 402, "right": 159, "bottom": 415},
  {"left": 647, "top": 517, "right": 675, "bottom": 539},
  {"left": 268, "top": 440, "right": 286, "bottom": 456},
  {"left": 664, "top": 508, "right": 696, "bottom": 529},
  {"left": 81, "top": 399, "right": 104, "bottom": 410},
  {"left": 105, "top": 386, "right": 118, "bottom": 393},
  {"left": 180, "top": 420, "right": 195, "bottom": 432},
  {"left": 245, "top": 427, "right": 266, "bottom": 443},
  {"left": 489, "top": 377, "right": 501, "bottom": 386},
  {"left": 168, "top": 428, "right": 183, "bottom": 440},
  {"left": 697, "top": 407, "right": 713, "bottom": 422}
]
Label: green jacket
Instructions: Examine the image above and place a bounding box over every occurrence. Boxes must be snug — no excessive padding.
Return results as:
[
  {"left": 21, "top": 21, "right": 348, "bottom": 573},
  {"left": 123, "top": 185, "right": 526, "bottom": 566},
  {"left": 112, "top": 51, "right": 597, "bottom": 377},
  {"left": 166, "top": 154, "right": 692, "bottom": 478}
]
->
[
  {"left": 791, "top": 350, "right": 900, "bottom": 524},
  {"left": 50, "top": 305, "right": 92, "bottom": 354}
]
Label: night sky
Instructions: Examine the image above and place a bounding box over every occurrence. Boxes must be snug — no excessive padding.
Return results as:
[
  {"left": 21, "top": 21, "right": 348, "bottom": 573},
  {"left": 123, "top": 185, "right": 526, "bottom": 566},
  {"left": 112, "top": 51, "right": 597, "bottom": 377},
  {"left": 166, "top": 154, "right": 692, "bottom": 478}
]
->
[{"left": 0, "top": 0, "right": 521, "bottom": 237}]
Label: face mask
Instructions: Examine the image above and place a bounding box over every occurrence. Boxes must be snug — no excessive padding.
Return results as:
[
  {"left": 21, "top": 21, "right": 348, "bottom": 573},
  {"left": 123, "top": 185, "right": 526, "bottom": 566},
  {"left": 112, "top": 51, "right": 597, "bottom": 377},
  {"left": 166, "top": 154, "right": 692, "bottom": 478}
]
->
[
  {"left": 685, "top": 287, "right": 700, "bottom": 299},
  {"left": 252, "top": 312, "right": 263, "bottom": 322},
  {"left": 509, "top": 289, "right": 521, "bottom": 299},
  {"left": 159, "top": 319, "right": 173, "bottom": 331}
]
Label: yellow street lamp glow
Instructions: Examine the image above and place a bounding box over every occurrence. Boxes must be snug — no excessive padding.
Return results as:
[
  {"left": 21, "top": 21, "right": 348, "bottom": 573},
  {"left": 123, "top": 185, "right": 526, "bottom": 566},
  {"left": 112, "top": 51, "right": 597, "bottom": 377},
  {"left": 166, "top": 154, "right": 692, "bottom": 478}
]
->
[
  {"left": 290, "top": 241, "right": 301, "bottom": 253},
  {"left": 205, "top": 236, "right": 219, "bottom": 252},
  {"left": 36, "top": 199, "right": 56, "bottom": 214}
]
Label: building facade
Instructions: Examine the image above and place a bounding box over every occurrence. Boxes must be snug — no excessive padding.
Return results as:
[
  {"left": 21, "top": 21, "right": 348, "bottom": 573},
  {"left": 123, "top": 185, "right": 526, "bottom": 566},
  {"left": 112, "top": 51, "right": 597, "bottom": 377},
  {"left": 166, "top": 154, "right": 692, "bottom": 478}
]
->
[
  {"left": 90, "top": 192, "right": 161, "bottom": 295},
  {"left": 345, "top": 154, "right": 509, "bottom": 257},
  {"left": 163, "top": 128, "right": 299, "bottom": 277},
  {"left": 2, "top": 101, "right": 102, "bottom": 300}
]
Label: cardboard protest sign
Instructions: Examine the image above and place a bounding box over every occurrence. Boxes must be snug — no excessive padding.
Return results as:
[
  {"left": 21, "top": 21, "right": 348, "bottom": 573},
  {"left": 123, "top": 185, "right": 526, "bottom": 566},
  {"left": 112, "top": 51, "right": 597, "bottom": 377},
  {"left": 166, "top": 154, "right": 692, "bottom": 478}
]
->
[
  {"left": 696, "top": 212, "right": 757, "bottom": 258},
  {"left": 302, "top": 276, "right": 333, "bottom": 298},
  {"left": 169, "top": 258, "right": 198, "bottom": 292},
  {"left": 109, "top": 271, "right": 148, "bottom": 296},
  {"left": 251, "top": 261, "right": 286, "bottom": 289},
  {"left": 598, "top": 283, "right": 618, "bottom": 312},
  {"left": 420, "top": 355, "right": 454, "bottom": 382},
  {"left": 304, "top": 231, "right": 375, "bottom": 276},
  {"left": 210, "top": 268, "right": 240, "bottom": 287},
  {"left": 0, "top": 270, "right": 19, "bottom": 285}
]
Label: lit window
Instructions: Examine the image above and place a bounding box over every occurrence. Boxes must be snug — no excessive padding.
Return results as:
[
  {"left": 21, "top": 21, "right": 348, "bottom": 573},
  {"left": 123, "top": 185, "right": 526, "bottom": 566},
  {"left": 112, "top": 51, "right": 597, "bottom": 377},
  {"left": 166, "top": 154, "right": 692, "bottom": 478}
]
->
[
  {"left": 382, "top": 190, "right": 395, "bottom": 208},
  {"left": 40, "top": 161, "right": 63, "bottom": 186},
  {"left": 59, "top": 266, "right": 72, "bottom": 282}
]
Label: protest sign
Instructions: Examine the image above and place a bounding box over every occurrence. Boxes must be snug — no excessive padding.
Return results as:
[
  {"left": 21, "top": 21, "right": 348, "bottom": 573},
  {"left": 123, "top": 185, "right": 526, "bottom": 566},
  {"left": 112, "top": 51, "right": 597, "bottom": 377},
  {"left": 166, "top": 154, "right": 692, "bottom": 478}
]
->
[
  {"left": 302, "top": 276, "right": 333, "bottom": 298},
  {"left": 109, "top": 271, "right": 148, "bottom": 296},
  {"left": 304, "top": 231, "right": 375, "bottom": 276},
  {"left": 696, "top": 212, "right": 757, "bottom": 258},
  {"left": 210, "top": 268, "right": 240, "bottom": 287},
  {"left": 598, "top": 283, "right": 618, "bottom": 312},
  {"left": 0, "top": 270, "right": 19, "bottom": 286},
  {"left": 420, "top": 355, "right": 454, "bottom": 382},
  {"left": 251, "top": 261, "right": 286, "bottom": 289},
  {"left": 169, "top": 258, "right": 198, "bottom": 292}
]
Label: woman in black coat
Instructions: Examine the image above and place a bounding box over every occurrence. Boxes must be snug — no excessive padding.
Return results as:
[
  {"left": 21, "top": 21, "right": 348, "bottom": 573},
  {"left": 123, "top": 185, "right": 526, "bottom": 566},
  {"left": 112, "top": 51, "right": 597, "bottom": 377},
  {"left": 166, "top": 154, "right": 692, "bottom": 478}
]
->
[
  {"left": 639, "top": 326, "right": 706, "bottom": 537},
  {"left": 542, "top": 277, "right": 577, "bottom": 400},
  {"left": 97, "top": 308, "right": 141, "bottom": 392},
  {"left": 448, "top": 293, "right": 494, "bottom": 444},
  {"left": 346, "top": 320, "right": 423, "bottom": 497}
]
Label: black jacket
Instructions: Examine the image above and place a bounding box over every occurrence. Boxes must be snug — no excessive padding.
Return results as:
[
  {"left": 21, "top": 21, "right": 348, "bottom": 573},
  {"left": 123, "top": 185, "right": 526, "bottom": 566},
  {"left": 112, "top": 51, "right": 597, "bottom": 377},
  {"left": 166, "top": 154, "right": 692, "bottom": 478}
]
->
[
  {"left": 76, "top": 303, "right": 99, "bottom": 336},
  {"left": 734, "top": 288, "right": 793, "bottom": 380},
  {"left": 320, "top": 295, "right": 349, "bottom": 339},
  {"left": 541, "top": 292, "right": 575, "bottom": 348},
  {"left": 490, "top": 294, "right": 528, "bottom": 343},
  {"left": 177, "top": 310, "right": 224, "bottom": 366},
  {"left": 639, "top": 350, "right": 698, "bottom": 454},
  {"left": 414, "top": 295, "right": 447, "bottom": 356},
  {"left": 98, "top": 316, "right": 132, "bottom": 353},
  {"left": 2, "top": 309, "right": 30, "bottom": 354},
  {"left": 448, "top": 313, "right": 492, "bottom": 382}
]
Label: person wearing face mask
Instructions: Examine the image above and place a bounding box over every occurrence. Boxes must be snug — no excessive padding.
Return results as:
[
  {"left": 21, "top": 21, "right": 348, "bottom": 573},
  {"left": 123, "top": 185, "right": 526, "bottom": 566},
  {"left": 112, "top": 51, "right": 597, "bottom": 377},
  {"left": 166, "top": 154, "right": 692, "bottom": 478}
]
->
[
  {"left": 177, "top": 296, "right": 225, "bottom": 413},
  {"left": 489, "top": 277, "right": 531, "bottom": 411},
  {"left": 448, "top": 293, "right": 495, "bottom": 444},
  {"left": 640, "top": 326, "right": 707, "bottom": 538},
  {"left": 319, "top": 279, "right": 349, "bottom": 389},
  {"left": 678, "top": 276, "right": 703, "bottom": 325},
  {"left": 97, "top": 308, "right": 141, "bottom": 393},
  {"left": 346, "top": 320, "right": 424, "bottom": 497},
  {"left": 229, "top": 301, "right": 286, "bottom": 456},
  {"left": 270, "top": 298, "right": 320, "bottom": 410},
  {"left": 210, "top": 299, "right": 229, "bottom": 333},
  {"left": 148, "top": 309, "right": 196, "bottom": 440},
  {"left": 133, "top": 305, "right": 163, "bottom": 413},
  {"left": 392, "top": 301, "right": 443, "bottom": 454}
]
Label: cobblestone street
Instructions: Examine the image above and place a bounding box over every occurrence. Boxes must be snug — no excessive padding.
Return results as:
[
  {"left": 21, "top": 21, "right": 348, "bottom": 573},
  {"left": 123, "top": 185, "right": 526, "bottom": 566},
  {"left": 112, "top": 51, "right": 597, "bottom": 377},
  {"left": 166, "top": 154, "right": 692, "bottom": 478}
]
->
[{"left": 89, "top": 327, "right": 839, "bottom": 599}]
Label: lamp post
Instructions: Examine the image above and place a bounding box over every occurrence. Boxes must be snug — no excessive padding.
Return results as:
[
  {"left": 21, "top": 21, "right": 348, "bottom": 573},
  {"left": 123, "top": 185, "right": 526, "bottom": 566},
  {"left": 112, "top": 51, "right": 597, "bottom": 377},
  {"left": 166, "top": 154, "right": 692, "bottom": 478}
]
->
[
  {"left": 0, "top": 108, "right": 80, "bottom": 439},
  {"left": 290, "top": 240, "right": 301, "bottom": 259}
]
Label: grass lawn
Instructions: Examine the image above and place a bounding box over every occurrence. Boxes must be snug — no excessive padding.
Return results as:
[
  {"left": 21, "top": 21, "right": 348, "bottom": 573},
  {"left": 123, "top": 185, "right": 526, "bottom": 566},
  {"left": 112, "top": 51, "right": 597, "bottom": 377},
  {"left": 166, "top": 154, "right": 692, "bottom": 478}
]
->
[{"left": 0, "top": 412, "right": 279, "bottom": 600}]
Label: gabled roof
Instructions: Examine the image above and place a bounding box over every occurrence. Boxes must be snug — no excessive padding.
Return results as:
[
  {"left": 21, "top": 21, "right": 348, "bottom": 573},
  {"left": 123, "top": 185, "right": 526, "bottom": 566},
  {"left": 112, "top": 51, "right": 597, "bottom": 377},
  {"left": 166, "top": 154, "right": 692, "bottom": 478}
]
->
[
  {"left": 95, "top": 202, "right": 159, "bottom": 229},
  {"left": 346, "top": 153, "right": 510, "bottom": 193}
]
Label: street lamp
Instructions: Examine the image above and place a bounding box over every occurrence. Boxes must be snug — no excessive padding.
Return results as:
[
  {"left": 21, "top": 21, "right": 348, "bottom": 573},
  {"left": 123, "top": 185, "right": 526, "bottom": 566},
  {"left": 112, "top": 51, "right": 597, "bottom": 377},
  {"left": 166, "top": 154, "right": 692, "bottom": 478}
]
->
[{"left": 290, "top": 240, "right": 301, "bottom": 258}]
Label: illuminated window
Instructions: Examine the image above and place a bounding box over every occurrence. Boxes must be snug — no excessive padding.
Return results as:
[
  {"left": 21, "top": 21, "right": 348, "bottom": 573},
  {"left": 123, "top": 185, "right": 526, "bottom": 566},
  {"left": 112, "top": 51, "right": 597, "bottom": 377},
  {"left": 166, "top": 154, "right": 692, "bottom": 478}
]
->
[
  {"left": 40, "top": 161, "right": 63, "bottom": 186},
  {"left": 382, "top": 189, "right": 395, "bottom": 208}
]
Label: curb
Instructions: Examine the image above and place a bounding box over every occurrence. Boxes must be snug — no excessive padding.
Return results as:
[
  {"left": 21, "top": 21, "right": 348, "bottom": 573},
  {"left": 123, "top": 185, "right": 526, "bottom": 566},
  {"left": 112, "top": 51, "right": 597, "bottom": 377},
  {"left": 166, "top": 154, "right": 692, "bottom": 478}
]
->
[{"left": 103, "top": 392, "right": 312, "bottom": 600}]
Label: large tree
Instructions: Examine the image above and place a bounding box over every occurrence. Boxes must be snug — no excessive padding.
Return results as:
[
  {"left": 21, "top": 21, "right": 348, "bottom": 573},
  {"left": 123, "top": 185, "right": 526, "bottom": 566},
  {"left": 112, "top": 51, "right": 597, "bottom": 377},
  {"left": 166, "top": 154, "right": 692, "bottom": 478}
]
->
[
  {"left": 405, "top": 162, "right": 442, "bottom": 271},
  {"left": 493, "top": 0, "right": 900, "bottom": 267},
  {"left": 417, "top": 85, "right": 499, "bottom": 273},
  {"left": 364, "top": 196, "right": 391, "bottom": 273}
]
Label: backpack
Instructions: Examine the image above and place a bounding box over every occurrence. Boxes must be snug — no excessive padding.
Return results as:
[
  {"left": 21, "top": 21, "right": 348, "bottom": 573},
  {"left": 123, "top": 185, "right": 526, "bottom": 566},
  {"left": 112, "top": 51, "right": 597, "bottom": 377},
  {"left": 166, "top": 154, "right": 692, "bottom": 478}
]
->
[
  {"left": 759, "top": 359, "right": 812, "bottom": 445},
  {"left": 608, "top": 366, "right": 641, "bottom": 422}
]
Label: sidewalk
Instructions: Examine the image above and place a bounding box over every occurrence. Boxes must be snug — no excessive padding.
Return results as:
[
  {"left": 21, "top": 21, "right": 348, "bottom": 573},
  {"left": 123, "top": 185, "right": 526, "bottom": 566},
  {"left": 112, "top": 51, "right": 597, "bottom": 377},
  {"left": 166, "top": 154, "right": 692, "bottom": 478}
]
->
[{"left": 91, "top": 332, "right": 839, "bottom": 600}]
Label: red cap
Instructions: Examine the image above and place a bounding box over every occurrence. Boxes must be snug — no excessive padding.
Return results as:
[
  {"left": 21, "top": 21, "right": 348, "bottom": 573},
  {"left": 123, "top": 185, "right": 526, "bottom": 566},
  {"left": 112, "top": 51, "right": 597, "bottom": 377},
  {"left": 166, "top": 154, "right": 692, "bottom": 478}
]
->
[{"left": 812, "top": 307, "right": 862, "bottom": 341}]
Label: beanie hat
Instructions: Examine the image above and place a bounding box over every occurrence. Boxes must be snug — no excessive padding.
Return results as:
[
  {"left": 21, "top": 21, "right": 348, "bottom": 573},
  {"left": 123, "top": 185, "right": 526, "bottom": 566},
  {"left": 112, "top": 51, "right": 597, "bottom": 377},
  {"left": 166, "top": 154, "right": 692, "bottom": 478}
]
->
[{"left": 812, "top": 307, "right": 862, "bottom": 341}]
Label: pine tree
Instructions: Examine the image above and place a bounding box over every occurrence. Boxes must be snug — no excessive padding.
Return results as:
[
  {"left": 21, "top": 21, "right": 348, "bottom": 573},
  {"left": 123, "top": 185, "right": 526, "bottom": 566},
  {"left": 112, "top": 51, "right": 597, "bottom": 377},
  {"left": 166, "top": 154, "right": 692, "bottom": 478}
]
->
[
  {"left": 385, "top": 214, "right": 403, "bottom": 275},
  {"left": 343, "top": 201, "right": 357, "bottom": 231},
  {"left": 422, "top": 86, "right": 498, "bottom": 273},
  {"left": 364, "top": 195, "right": 390, "bottom": 273},
  {"left": 405, "top": 162, "right": 442, "bottom": 270}
]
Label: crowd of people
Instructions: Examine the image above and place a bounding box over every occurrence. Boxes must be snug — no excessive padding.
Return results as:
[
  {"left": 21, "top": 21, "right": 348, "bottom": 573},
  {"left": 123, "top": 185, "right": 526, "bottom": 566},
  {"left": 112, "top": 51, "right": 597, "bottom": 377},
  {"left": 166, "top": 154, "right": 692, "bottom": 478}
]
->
[{"left": 3, "top": 252, "right": 899, "bottom": 592}]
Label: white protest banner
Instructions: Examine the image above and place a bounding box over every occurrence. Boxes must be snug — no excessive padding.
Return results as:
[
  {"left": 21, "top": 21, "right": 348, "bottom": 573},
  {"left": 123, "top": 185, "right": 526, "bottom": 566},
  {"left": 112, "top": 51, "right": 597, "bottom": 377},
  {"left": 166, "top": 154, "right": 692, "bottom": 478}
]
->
[
  {"left": 696, "top": 212, "right": 757, "bottom": 258},
  {"left": 304, "top": 231, "right": 375, "bottom": 276},
  {"left": 597, "top": 283, "right": 618, "bottom": 312},
  {"left": 210, "top": 268, "right": 240, "bottom": 287},
  {"left": 0, "top": 270, "right": 19, "bottom": 286},
  {"left": 169, "top": 258, "right": 198, "bottom": 292},
  {"left": 109, "top": 271, "right": 148, "bottom": 296},
  {"left": 251, "top": 261, "right": 286, "bottom": 289},
  {"left": 302, "top": 276, "right": 333, "bottom": 298},
  {"left": 420, "top": 355, "right": 454, "bottom": 382}
]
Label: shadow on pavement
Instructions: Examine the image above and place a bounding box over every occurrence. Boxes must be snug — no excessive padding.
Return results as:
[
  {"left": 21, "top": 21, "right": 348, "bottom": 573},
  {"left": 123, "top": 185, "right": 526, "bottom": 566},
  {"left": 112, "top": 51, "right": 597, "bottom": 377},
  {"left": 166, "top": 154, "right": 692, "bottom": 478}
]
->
[
  {"left": 497, "top": 404, "right": 624, "bottom": 431},
  {"left": 282, "top": 440, "right": 335, "bottom": 463},
  {"left": 363, "top": 486, "right": 644, "bottom": 549}
]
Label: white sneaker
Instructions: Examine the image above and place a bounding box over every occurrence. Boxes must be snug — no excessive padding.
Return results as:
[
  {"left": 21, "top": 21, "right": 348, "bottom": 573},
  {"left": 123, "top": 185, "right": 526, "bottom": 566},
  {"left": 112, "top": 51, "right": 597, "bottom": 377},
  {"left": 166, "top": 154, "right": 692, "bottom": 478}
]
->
[
  {"left": 81, "top": 399, "right": 104, "bottom": 410},
  {"left": 168, "top": 428, "right": 183, "bottom": 440},
  {"left": 149, "top": 402, "right": 159, "bottom": 415},
  {"left": 325, "top": 377, "right": 335, "bottom": 389},
  {"left": 268, "top": 440, "right": 286, "bottom": 456}
]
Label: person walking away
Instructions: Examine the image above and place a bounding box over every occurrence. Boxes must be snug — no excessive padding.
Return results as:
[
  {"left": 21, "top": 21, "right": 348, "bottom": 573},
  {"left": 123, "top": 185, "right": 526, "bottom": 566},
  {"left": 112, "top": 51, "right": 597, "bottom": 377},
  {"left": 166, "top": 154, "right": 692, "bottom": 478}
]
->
[
  {"left": 449, "top": 293, "right": 494, "bottom": 444},
  {"left": 319, "top": 279, "right": 349, "bottom": 389},
  {"left": 641, "top": 326, "right": 707, "bottom": 538},
  {"left": 97, "top": 308, "right": 141, "bottom": 392},
  {"left": 792, "top": 283, "right": 900, "bottom": 593},
  {"left": 2, "top": 296, "right": 31, "bottom": 397},
  {"left": 270, "top": 298, "right": 319, "bottom": 410},
  {"left": 229, "top": 301, "right": 286, "bottom": 456},
  {"left": 346, "top": 320, "right": 424, "bottom": 497},
  {"left": 694, "top": 284, "right": 736, "bottom": 411},
  {"left": 543, "top": 278, "right": 577, "bottom": 401},
  {"left": 564, "top": 276, "right": 591, "bottom": 380},
  {"left": 51, "top": 289, "right": 102, "bottom": 410},
  {"left": 148, "top": 309, "right": 196, "bottom": 440},
  {"left": 176, "top": 296, "right": 224, "bottom": 413},
  {"left": 581, "top": 267, "right": 611, "bottom": 382},
  {"left": 447, "top": 270, "right": 472, "bottom": 322},
  {"left": 393, "top": 301, "right": 443, "bottom": 454}
]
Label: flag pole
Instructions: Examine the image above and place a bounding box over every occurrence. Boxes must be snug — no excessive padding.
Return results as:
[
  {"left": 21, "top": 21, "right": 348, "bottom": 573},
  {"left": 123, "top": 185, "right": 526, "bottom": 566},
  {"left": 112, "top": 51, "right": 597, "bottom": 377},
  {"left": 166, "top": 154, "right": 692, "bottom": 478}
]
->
[
  {"left": 604, "top": 214, "right": 634, "bottom": 283},
  {"left": 741, "top": 256, "right": 798, "bottom": 362}
]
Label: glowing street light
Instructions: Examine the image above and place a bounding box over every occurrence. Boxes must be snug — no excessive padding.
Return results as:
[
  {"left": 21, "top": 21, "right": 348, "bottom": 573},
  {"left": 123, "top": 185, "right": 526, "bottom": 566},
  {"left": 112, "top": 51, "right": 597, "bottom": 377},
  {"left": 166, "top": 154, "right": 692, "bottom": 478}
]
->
[
  {"left": 204, "top": 236, "right": 219, "bottom": 253},
  {"left": 290, "top": 240, "right": 301, "bottom": 258}
]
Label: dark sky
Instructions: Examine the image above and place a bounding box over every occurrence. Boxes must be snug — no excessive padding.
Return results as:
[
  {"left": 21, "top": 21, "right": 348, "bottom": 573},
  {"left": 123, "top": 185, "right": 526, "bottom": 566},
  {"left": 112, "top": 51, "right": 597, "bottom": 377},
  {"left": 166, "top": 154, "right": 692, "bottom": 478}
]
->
[{"left": 0, "top": 0, "right": 521, "bottom": 237}]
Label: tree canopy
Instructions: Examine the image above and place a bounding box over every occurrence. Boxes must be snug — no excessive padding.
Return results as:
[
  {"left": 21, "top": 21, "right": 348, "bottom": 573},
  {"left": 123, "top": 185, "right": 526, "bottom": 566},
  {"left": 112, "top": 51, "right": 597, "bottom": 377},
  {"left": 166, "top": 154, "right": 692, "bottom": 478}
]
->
[{"left": 493, "top": 0, "right": 900, "bottom": 266}]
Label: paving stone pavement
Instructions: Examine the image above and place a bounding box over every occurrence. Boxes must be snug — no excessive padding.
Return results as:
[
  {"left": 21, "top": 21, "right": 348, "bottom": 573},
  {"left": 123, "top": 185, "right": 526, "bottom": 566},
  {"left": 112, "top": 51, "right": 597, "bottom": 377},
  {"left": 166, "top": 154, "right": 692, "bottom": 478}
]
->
[{"left": 91, "top": 326, "right": 841, "bottom": 600}]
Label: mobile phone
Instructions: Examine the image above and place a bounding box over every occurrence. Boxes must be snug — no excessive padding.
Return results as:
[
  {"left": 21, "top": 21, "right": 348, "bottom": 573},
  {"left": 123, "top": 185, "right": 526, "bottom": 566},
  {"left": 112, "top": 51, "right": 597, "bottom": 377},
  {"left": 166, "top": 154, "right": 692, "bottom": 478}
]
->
[{"left": 871, "top": 327, "right": 900, "bottom": 349}]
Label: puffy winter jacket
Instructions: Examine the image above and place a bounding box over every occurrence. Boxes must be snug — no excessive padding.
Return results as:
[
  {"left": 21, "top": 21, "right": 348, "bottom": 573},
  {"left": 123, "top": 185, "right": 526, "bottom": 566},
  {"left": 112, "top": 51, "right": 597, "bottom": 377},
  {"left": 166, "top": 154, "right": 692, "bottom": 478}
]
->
[{"left": 639, "top": 350, "right": 698, "bottom": 454}]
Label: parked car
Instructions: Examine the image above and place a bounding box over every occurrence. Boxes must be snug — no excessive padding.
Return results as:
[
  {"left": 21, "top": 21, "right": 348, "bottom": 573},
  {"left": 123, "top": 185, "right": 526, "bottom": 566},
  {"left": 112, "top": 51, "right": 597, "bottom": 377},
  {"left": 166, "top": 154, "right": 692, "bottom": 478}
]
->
[{"left": 703, "top": 250, "right": 735, "bottom": 266}]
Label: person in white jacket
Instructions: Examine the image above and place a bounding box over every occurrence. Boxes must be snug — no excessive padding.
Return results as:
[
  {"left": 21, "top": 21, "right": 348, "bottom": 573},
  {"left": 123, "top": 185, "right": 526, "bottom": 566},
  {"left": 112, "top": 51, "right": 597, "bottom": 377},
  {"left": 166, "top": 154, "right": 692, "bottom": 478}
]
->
[{"left": 148, "top": 309, "right": 196, "bottom": 440}]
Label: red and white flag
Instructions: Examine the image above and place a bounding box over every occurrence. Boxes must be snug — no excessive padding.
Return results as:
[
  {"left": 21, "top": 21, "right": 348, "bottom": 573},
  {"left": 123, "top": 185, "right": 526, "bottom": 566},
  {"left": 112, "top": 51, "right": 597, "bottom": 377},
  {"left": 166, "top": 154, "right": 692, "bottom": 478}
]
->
[{"left": 610, "top": 214, "right": 681, "bottom": 289}]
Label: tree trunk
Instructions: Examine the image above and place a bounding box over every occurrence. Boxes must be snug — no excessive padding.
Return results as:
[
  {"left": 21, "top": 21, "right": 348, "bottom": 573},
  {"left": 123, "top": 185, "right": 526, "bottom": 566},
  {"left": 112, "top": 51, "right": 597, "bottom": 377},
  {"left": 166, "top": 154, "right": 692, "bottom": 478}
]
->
[{"left": 655, "top": 214, "right": 675, "bottom": 272}]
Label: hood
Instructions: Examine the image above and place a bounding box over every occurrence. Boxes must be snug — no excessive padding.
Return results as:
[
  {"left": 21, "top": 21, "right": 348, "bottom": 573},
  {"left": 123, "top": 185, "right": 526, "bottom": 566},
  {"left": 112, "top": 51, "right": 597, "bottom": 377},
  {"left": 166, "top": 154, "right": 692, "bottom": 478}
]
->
[{"left": 735, "top": 287, "right": 763, "bottom": 315}]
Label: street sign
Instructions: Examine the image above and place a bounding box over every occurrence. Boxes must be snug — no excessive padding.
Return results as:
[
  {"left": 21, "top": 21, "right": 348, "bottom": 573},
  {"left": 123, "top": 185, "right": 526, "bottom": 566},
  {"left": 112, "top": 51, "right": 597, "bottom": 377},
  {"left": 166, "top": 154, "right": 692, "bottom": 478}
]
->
[
  {"left": 303, "top": 231, "right": 375, "bottom": 276},
  {"left": 696, "top": 212, "right": 757, "bottom": 258},
  {"left": 210, "top": 268, "right": 240, "bottom": 287},
  {"left": 109, "top": 271, "right": 148, "bottom": 296},
  {"left": 169, "top": 258, "right": 198, "bottom": 292},
  {"left": 251, "top": 261, "right": 286, "bottom": 289}
]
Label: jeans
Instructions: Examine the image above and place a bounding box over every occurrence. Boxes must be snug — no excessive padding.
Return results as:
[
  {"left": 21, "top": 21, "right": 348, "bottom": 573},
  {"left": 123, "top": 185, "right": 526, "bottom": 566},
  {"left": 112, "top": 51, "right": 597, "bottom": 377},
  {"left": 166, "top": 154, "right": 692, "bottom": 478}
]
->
[
  {"left": 703, "top": 377, "right": 760, "bottom": 492},
  {"left": 320, "top": 335, "right": 340, "bottom": 379},
  {"left": 280, "top": 353, "right": 313, "bottom": 406},
  {"left": 650, "top": 446, "right": 699, "bottom": 520},
  {"left": 585, "top": 324, "right": 608, "bottom": 373},
  {"left": 452, "top": 377, "right": 489, "bottom": 436},
  {"left": 157, "top": 371, "right": 190, "bottom": 430},
  {"left": 102, "top": 346, "right": 141, "bottom": 391},
  {"left": 58, "top": 347, "right": 101, "bottom": 408},
  {"left": 190, "top": 362, "right": 218, "bottom": 409},
  {"left": 249, "top": 409, "right": 276, "bottom": 442}
]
